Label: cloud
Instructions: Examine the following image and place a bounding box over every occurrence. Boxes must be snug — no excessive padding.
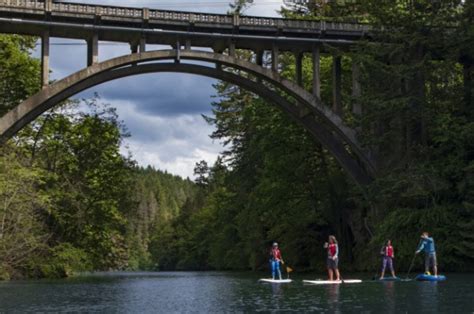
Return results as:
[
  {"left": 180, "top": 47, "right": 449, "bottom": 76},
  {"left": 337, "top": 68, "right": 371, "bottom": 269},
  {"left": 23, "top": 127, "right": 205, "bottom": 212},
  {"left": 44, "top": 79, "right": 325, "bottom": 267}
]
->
[
  {"left": 111, "top": 99, "right": 223, "bottom": 178},
  {"left": 76, "top": 72, "right": 218, "bottom": 117}
]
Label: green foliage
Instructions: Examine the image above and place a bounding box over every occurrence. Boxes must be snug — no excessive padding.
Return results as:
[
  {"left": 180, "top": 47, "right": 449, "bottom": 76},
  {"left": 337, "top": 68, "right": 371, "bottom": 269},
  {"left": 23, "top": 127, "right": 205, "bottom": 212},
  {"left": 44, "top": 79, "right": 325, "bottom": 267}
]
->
[
  {"left": 0, "top": 35, "right": 40, "bottom": 115},
  {"left": 127, "top": 166, "right": 198, "bottom": 270},
  {"left": 16, "top": 97, "right": 135, "bottom": 271},
  {"left": 0, "top": 147, "right": 50, "bottom": 279},
  {"left": 37, "top": 243, "right": 92, "bottom": 278}
]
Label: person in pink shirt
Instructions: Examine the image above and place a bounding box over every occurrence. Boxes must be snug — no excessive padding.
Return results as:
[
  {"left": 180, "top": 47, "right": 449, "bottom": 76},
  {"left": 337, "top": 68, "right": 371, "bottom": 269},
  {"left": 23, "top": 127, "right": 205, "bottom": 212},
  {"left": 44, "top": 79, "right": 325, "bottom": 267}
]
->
[
  {"left": 324, "top": 235, "right": 340, "bottom": 281},
  {"left": 379, "top": 239, "right": 397, "bottom": 279},
  {"left": 269, "top": 242, "right": 283, "bottom": 280}
]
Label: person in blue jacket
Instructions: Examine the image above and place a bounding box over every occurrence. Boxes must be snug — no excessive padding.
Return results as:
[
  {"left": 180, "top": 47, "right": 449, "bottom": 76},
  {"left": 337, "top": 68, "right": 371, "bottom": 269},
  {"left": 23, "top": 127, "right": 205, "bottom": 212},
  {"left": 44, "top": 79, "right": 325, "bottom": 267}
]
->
[{"left": 415, "top": 232, "right": 438, "bottom": 277}]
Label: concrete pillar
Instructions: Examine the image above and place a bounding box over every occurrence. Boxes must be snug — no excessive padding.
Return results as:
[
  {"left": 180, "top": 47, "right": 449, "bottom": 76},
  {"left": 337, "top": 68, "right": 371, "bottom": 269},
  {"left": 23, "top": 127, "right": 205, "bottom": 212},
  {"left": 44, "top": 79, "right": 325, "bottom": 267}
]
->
[
  {"left": 130, "top": 42, "right": 138, "bottom": 54},
  {"left": 185, "top": 39, "right": 191, "bottom": 51},
  {"left": 228, "top": 41, "right": 235, "bottom": 57},
  {"left": 87, "top": 33, "right": 99, "bottom": 66},
  {"left": 41, "top": 31, "right": 49, "bottom": 88},
  {"left": 332, "top": 55, "right": 342, "bottom": 115},
  {"left": 312, "top": 46, "right": 321, "bottom": 98},
  {"left": 256, "top": 50, "right": 264, "bottom": 66},
  {"left": 352, "top": 61, "right": 362, "bottom": 115},
  {"left": 213, "top": 48, "right": 223, "bottom": 70},
  {"left": 175, "top": 40, "right": 180, "bottom": 63},
  {"left": 271, "top": 44, "right": 279, "bottom": 71},
  {"left": 296, "top": 52, "right": 303, "bottom": 86},
  {"left": 139, "top": 37, "right": 146, "bottom": 53},
  {"left": 229, "top": 43, "right": 236, "bottom": 57}
]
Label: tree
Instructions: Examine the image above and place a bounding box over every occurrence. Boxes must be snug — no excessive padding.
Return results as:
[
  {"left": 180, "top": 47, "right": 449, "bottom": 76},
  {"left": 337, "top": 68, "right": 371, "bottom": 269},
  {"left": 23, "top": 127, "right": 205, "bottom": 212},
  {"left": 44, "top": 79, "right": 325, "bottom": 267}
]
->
[
  {"left": 0, "top": 35, "right": 40, "bottom": 116},
  {"left": 0, "top": 146, "right": 49, "bottom": 279}
]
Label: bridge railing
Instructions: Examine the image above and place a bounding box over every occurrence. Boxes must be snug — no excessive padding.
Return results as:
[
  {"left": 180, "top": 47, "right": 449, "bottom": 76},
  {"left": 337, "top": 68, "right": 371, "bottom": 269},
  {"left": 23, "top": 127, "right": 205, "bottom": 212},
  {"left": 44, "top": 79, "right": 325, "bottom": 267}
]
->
[
  {"left": 0, "top": 0, "right": 370, "bottom": 32},
  {"left": 2, "top": 0, "right": 43, "bottom": 9},
  {"left": 149, "top": 10, "right": 233, "bottom": 24}
]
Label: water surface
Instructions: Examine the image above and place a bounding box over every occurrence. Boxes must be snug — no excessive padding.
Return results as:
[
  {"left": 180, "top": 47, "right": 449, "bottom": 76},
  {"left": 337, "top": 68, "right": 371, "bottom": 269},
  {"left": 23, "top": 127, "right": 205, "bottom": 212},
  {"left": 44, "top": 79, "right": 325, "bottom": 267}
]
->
[{"left": 0, "top": 272, "right": 472, "bottom": 312}]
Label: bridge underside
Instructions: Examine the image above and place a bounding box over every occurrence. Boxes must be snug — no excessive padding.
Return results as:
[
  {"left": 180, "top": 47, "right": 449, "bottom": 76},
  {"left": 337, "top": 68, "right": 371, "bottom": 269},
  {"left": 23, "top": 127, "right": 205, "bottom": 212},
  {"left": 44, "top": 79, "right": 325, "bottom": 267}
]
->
[{"left": 0, "top": 50, "right": 376, "bottom": 186}]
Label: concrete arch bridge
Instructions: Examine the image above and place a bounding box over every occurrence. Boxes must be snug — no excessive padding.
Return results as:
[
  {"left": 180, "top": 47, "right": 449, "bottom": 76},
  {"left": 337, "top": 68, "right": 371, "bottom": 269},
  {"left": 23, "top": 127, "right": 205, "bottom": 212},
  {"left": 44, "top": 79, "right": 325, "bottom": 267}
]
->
[{"left": 0, "top": 0, "right": 376, "bottom": 185}]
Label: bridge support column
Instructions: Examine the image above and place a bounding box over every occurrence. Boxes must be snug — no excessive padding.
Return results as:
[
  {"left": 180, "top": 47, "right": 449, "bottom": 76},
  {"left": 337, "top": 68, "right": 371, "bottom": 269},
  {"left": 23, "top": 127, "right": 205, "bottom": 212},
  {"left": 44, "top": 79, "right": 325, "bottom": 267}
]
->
[
  {"left": 87, "top": 33, "right": 99, "bottom": 66},
  {"left": 185, "top": 39, "right": 191, "bottom": 51},
  {"left": 175, "top": 41, "right": 181, "bottom": 63},
  {"left": 41, "top": 31, "right": 49, "bottom": 88},
  {"left": 228, "top": 41, "right": 235, "bottom": 57},
  {"left": 272, "top": 44, "right": 279, "bottom": 71},
  {"left": 139, "top": 37, "right": 146, "bottom": 52},
  {"left": 296, "top": 52, "right": 303, "bottom": 86},
  {"left": 256, "top": 50, "right": 264, "bottom": 83},
  {"left": 213, "top": 48, "right": 223, "bottom": 70},
  {"left": 130, "top": 43, "right": 138, "bottom": 54},
  {"left": 332, "top": 55, "right": 342, "bottom": 116},
  {"left": 352, "top": 61, "right": 362, "bottom": 115},
  {"left": 312, "top": 46, "right": 321, "bottom": 98},
  {"left": 256, "top": 50, "right": 264, "bottom": 66}
]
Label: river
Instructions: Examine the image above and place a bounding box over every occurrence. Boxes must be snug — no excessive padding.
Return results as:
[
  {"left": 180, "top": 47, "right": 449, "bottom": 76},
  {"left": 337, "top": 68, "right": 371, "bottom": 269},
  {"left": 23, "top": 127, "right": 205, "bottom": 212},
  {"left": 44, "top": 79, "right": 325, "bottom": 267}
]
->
[{"left": 0, "top": 272, "right": 472, "bottom": 312}]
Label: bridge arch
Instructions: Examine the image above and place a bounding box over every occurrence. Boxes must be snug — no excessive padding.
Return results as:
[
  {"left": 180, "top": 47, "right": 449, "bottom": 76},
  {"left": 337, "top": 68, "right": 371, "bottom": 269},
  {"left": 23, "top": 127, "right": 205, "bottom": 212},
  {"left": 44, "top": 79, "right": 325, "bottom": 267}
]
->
[{"left": 0, "top": 50, "right": 375, "bottom": 185}]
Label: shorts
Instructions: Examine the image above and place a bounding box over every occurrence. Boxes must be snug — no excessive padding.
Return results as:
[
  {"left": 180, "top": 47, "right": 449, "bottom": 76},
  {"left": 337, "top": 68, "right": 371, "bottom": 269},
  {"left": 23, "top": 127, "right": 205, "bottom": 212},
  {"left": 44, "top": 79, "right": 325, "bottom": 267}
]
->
[
  {"left": 381, "top": 256, "right": 394, "bottom": 272},
  {"left": 327, "top": 257, "right": 338, "bottom": 269},
  {"left": 425, "top": 252, "right": 437, "bottom": 269}
]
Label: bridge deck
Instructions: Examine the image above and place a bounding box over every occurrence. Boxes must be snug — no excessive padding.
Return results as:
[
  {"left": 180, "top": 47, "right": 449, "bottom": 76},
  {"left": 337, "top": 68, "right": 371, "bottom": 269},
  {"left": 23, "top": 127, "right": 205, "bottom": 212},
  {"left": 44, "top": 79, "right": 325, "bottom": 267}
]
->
[{"left": 0, "top": 0, "right": 370, "bottom": 51}]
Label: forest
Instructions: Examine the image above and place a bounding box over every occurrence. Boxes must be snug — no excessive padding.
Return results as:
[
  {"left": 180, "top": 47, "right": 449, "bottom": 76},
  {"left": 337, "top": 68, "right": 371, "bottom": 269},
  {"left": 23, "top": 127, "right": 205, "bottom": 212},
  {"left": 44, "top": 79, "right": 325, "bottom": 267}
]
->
[{"left": 0, "top": 0, "right": 473, "bottom": 280}]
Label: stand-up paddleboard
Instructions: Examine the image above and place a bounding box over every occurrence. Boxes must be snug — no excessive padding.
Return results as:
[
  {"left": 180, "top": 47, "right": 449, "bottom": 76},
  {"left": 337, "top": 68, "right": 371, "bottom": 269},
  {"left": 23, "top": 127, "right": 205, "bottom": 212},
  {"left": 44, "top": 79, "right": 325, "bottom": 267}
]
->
[
  {"left": 259, "top": 278, "right": 292, "bottom": 284},
  {"left": 303, "top": 279, "right": 362, "bottom": 285},
  {"left": 415, "top": 274, "right": 446, "bottom": 281},
  {"left": 378, "top": 277, "right": 401, "bottom": 282}
]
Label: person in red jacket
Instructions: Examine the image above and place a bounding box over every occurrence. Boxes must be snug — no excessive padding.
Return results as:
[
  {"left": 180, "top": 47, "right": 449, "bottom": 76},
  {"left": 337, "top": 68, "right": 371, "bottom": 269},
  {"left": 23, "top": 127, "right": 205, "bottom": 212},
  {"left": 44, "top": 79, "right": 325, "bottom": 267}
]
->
[
  {"left": 269, "top": 242, "right": 283, "bottom": 280},
  {"left": 379, "top": 239, "right": 397, "bottom": 279},
  {"left": 324, "top": 235, "right": 340, "bottom": 281}
]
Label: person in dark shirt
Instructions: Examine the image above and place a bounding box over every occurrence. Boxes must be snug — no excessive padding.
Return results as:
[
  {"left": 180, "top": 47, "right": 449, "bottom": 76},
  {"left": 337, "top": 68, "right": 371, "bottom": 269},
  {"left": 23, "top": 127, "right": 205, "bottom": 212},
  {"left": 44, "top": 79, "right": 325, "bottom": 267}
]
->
[{"left": 416, "top": 232, "right": 438, "bottom": 277}]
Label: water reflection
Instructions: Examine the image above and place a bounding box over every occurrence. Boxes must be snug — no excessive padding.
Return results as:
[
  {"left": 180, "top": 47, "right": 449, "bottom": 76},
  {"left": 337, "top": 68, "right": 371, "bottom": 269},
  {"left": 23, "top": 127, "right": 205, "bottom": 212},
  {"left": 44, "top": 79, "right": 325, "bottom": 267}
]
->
[
  {"left": 270, "top": 282, "right": 284, "bottom": 297},
  {"left": 327, "top": 284, "right": 340, "bottom": 312},
  {"left": 418, "top": 281, "right": 439, "bottom": 312},
  {"left": 383, "top": 281, "right": 396, "bottom": 313}
]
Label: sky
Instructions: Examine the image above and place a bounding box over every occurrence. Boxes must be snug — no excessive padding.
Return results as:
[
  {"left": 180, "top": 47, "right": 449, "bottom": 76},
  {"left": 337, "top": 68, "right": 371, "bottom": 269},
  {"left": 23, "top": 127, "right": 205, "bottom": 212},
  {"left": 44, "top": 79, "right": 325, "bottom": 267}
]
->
[{"left": 40, "top": 0, "right": 285, "bottom": 179}]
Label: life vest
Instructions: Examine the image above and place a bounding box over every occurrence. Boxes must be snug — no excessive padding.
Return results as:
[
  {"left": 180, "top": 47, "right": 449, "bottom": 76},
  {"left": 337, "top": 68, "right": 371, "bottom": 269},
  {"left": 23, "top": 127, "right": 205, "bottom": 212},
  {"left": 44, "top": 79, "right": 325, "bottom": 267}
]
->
[
  {"left": 381, "top": 245, "right": 394, "bottom": 257},
  {"left": 271, "top": 248, "right": 281, "bottom": 261},
  {"left": 386, "top": 245, "right": 394, "bottom": 258},
  {"left": 328, "top": 243, "right": 337, "bottom": 257}
]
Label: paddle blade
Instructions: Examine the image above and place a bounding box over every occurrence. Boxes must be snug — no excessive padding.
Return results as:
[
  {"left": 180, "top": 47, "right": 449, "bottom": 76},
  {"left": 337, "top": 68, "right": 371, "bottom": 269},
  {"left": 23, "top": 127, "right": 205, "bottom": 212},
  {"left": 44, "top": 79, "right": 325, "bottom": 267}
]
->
[{"left": 286, "top": 266, "right": 293, "bottom": 273}]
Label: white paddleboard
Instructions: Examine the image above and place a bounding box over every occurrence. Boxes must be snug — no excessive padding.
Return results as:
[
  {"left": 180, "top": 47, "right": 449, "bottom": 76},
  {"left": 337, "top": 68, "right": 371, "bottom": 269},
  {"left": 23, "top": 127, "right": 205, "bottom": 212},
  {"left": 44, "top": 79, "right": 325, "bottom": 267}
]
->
[
  {"left": 259, "top": 278, "right": 292, "bottom": 284},
  {"left": 303, "top": 279, "right": 362, "bottom": 285}
]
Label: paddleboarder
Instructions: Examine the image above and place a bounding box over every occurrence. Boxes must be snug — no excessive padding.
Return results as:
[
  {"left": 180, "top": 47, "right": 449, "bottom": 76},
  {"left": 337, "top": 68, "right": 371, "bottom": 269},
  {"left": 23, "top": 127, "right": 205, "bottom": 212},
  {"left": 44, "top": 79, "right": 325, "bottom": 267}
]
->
[
  {"left": 415, "top": 232, "right": 438, "bottom": 277},
  {"left": 269, "top": 242, "right": 283, "bottom": 280},
  {"left": 379, "top": 239, "right": 397, "bottom": 279},
  {"left": 324, "top": 235, "right": 340, "bottom": 281}
]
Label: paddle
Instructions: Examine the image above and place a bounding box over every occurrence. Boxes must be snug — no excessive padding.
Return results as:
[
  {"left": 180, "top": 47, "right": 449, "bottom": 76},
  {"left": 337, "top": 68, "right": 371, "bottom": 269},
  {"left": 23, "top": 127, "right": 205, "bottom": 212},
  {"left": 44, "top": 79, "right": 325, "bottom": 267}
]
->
[
  {"left": 405, "top": 254, "right": 417, "bottom": 279},
  {"left": 281, "top": 260, "right": 293, "bottom": 279},
  {"left": 405, "top": 239, "right": 422, "bottom": 280}
]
